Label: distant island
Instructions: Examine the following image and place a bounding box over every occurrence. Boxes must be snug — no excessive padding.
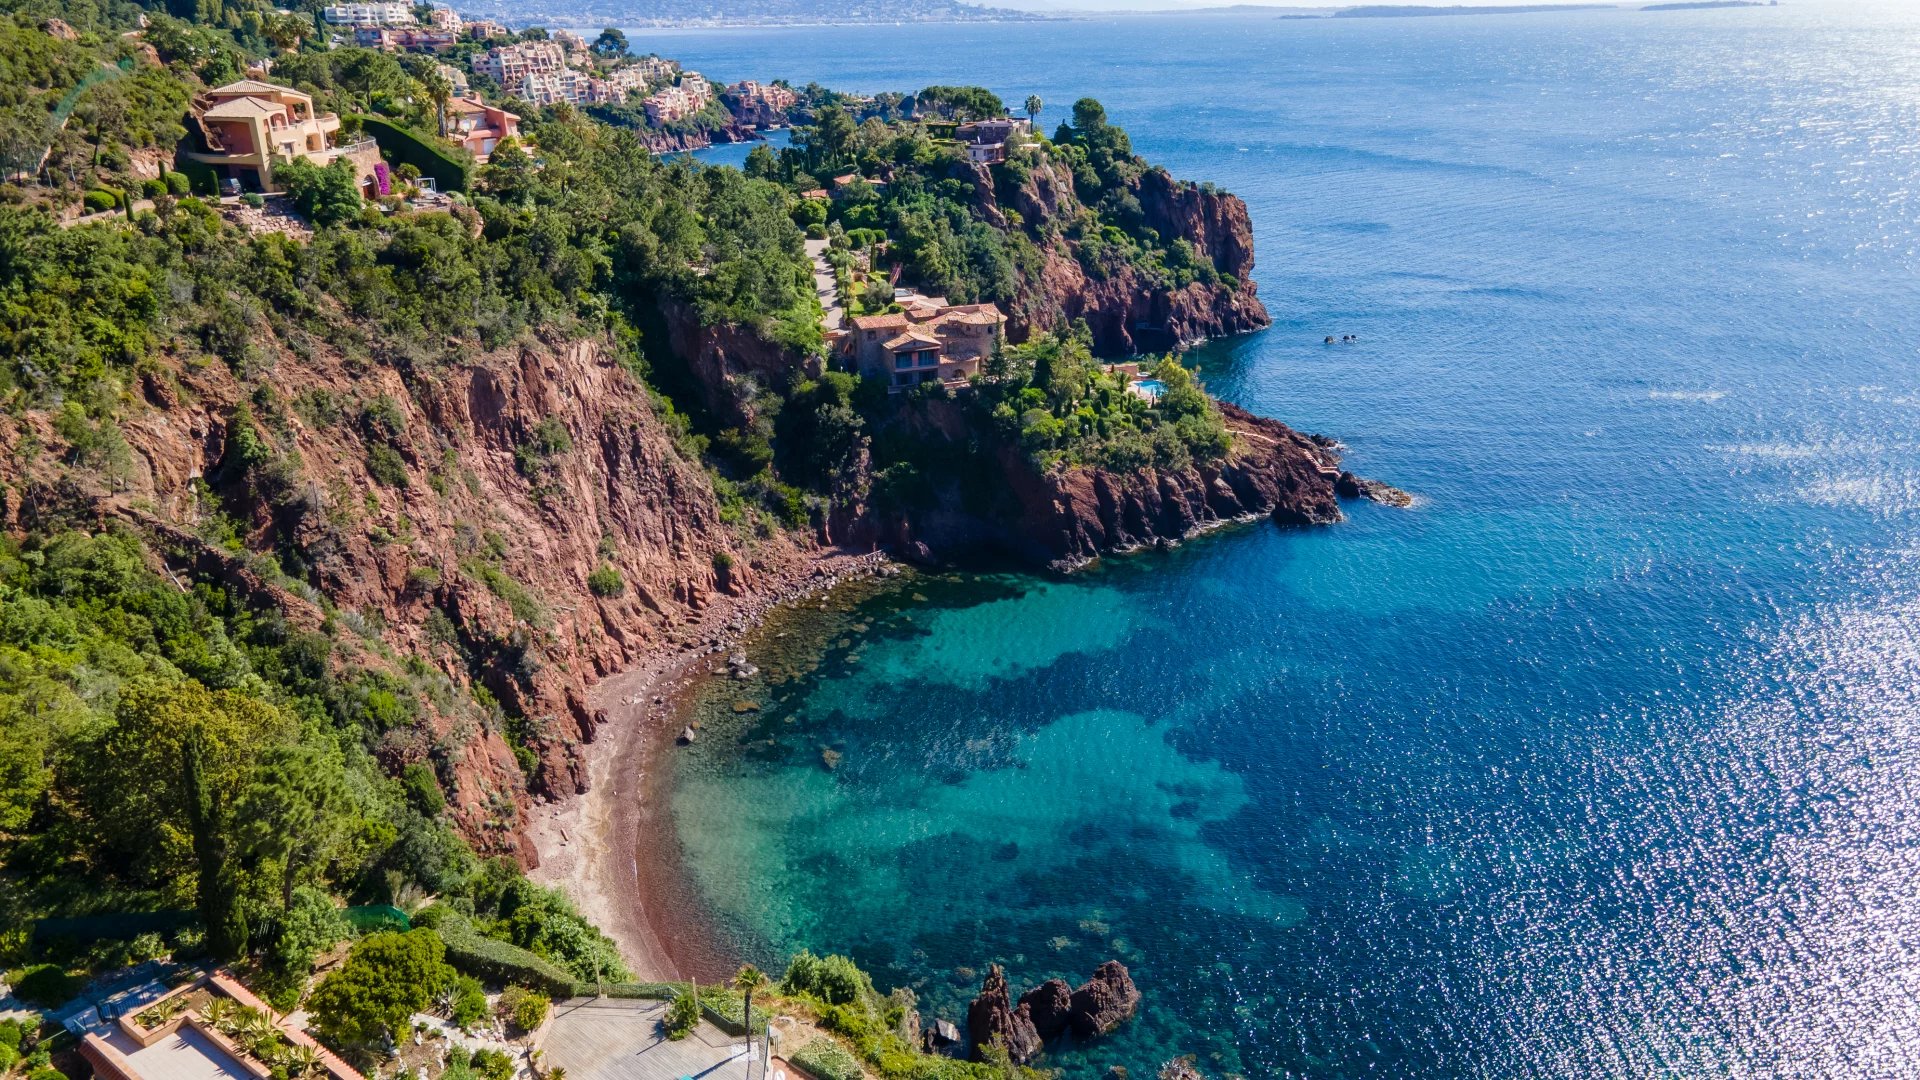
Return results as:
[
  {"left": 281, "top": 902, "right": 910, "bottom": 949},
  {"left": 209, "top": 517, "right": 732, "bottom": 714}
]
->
[
  {"left": 1642, "top": 0, "right": 1769, "bottom": 9},
  {"left": 1333, "top": 3, "right": 1618, "bottom": 15},
  {"left": 453, "top": 0, "right": 1044, "bottom": 27}
]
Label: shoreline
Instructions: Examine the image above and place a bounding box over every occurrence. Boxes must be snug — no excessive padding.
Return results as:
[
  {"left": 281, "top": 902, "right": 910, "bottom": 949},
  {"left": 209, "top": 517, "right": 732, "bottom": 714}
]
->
[{"left": 526, "top": 546, "right": 898, "bottom": 982}]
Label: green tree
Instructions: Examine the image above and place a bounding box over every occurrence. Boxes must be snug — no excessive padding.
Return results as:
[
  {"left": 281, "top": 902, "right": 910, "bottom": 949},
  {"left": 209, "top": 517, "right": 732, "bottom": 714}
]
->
[
  {"left": 99, "top": 679, "right": 294, "bottom": 958},
  {"left": 307, "top": 929, "right": 453, "bottom": 1046},
  {"left": 277, "top": 157, "right": 363, "bottom": 226},
  {"left": 235, "top": 744, "right": 356, "bottom": 910},
  {"left": 592, "top": 27, "right": 627, "bottom": 56}
]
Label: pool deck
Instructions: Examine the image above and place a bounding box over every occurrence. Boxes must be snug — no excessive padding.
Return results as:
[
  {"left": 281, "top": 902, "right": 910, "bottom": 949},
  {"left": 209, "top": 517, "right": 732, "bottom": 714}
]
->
[{"left": 541, "top": 998, "right": 754, "bottom": 1080}]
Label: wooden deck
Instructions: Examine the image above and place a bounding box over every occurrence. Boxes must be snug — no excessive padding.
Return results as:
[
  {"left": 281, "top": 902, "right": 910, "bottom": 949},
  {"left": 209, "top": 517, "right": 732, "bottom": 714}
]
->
[{"left": 541, "top": 998, "right": 754, "bottom": 1080}]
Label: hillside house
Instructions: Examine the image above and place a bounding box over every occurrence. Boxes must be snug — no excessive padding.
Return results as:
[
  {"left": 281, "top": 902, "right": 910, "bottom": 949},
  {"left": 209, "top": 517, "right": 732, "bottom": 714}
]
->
[
  {"left": 842, "top": 300, "right": 1007, "bottom": 390},
  {"left": 446, "top": 97, "right": 519, "bottom": 161},
  {"left": 185, "top": 80, "right": 377, "bottom": 193}
]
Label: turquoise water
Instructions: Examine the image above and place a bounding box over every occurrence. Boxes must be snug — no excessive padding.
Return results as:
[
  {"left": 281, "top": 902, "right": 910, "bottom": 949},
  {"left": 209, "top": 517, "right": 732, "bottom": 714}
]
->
[{"left": 661, "top": 4, "right": 1920, "bottom": 1075}]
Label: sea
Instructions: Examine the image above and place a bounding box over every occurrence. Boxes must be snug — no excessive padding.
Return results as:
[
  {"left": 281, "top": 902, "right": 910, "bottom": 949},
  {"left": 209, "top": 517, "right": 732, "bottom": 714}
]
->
[{"left": 640, "top": 3, "right": 1920, "bottom": 1075}]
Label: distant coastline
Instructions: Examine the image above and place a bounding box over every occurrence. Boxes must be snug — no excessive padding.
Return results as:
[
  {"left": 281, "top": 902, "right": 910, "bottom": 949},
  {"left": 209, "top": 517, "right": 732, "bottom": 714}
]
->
[{"left": 1332, "top": 3, "right": 1619, "bottom": 17}]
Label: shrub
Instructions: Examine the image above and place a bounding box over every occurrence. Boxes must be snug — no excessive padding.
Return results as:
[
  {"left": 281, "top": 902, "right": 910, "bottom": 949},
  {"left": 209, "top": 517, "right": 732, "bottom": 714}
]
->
[
  {"left": 406, "top": 565, "right": 442, "bottom": 593},
  {"left": 469, "top": 1049, "right": 513, "bottom": 1080},
  {"left": 497, "top": 986, "right": 549, "bottom": 1032},
  {"left": 0, "top": 1019, "right": 21, "bottom": 1051},
  {"left": 780, "top": 950, "right": 867, "bottom": 1006},
  {"left": 0, "top": 1045, "right": 18, "bottom": 1073},
  {"left": 586, "top": 565, "right": 623, "bottom": 598},
  {"left": 306, "top": 929, "right": 453, "bottom": 1046},
  {"left": 165, "top": 171, "right": 191, "bottom": 196},
  {"left": 663, "top": 988, "right": 699, "bottom": 1040},
  {"left": 400, "top": 762, "right": 445, "bottom": 815},
  {"left": 242, "top": 192, "right": 265, "bottom": 208},
  {"left": 711, "top": 551, "right": 733, "bottom": 571},
  {"left": 27, "top": 1067, "right": 65, "bottom": 1080},
  {"left": 8, "top": 964, "right": 79, "bottom": 1006},
  {"left": 448, "top": 976, "right": 488, "bottom": 1028},
  {"left": 791, "top": 1039, "right": 862, "bottom": 1080},
  {"left": 141, "top": 178, "right": 168, "bottom": 199},
  {"left": 805, "top": 223, "right": 827, "bottom": 240},
  {"left": 367, "top": 444, "right": 409, "bottom": 487},
  {"left": 83, "top": 189, "right": 118, "bottom": 213}
]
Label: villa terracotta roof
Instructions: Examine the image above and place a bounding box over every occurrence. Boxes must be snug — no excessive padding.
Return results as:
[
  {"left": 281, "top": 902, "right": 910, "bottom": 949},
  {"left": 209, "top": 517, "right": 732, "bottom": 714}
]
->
[
  {"left": 884, "top": 331, "right": 942, "bottom": 351},
  {"left": 203, "top": 97, "right": 284, "bottom": 119},
  {"left": 209, "top": 79, "right": 296, "bottom": 96},
  {"left": 850, "top": 312, "right": 909, "bottom": 330}
]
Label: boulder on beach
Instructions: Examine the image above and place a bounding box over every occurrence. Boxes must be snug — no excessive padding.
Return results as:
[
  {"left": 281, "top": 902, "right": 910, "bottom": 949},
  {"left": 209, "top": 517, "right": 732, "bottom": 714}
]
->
[{"left": 677, "top": 725, "right": 697, "bottom": 744}]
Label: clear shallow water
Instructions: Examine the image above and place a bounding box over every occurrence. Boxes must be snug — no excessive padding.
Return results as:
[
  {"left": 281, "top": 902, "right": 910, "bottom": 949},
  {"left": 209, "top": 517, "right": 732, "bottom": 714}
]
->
[{"left": 662, "top": 5, "right": 1920, "bottom": 1076}]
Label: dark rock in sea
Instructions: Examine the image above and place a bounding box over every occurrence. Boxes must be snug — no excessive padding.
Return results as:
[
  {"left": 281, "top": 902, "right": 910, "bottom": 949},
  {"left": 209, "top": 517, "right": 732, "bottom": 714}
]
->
[
  {"left": 1158, "top": 1057, "right": 1205, "bottom": 1080},
  {"left": 966, "top": 964, "right": 1041, "bottom": 1064},
  {"left": 1019, "top": 978, "right": 1074, "bottom": 1041},
  {"left": 1068, "top": 960, "right": 1142, "bottom": 1038},
  {"left": 1105, "top": 1068, "right": 1131, "bottom": 1080},
  {"left": 1336, "top": 470, "right": 1414, "bottom": 508}
]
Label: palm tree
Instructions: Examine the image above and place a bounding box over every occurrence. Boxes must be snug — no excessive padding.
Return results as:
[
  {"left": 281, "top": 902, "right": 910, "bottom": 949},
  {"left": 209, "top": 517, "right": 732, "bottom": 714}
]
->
[
  {"left": 421, "top": 69, "right": 453, "bottom": 139},
  {"left": 1024, "top": 95, "right": 1043, "bottom": 126},
  {"left": 733, "top": 965, "right": 768, "bottom": 1069}
]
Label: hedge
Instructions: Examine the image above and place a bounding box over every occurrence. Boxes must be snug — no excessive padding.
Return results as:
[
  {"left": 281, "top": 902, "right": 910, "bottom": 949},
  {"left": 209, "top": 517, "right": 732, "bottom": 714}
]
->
[
  {"left": 791, "top": 1038, "right": 862, "bottom": 1080},
  {"left": 433, "top": 917, "right": 578, "bottom": 997},
  {"left": 353, "top": 115, "right": 470, "bottom": 192},
  {"left": 32, "top": 911, "right": 194, "bottom": 952},
  {"left": 172, "top": 155, "right": 219, "bottom": 196}
]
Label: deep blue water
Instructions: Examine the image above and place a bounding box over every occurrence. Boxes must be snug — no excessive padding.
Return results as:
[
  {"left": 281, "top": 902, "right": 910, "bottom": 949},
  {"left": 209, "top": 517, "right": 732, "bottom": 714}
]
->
[{"left": 655, "top": 5, "right": 1920, "bottom": 1076}]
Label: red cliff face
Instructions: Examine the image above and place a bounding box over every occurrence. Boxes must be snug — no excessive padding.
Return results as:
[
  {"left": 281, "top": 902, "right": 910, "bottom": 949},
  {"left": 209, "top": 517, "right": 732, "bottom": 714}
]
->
[
  {"left": 982, "top": 160, "right": 1273, "bottom": 354},
  {"left": 7, "top": 328, "right": 800, "bottom": 864}
]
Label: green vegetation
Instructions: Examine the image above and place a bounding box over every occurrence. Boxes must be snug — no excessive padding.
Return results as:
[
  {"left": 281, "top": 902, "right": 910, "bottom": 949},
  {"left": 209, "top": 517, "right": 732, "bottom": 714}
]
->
[
  {"left": 497, "top": 984, "right": 549, "bottom": 1032},
  {"left": 586, "top": 564, "right": 624, "bottom": 597},
  {"left": 663, "top": 985, "right": 700, "bottom": 1040},
  {"left": 307, "top": 929, "right": 452, "bottom": 1046}
]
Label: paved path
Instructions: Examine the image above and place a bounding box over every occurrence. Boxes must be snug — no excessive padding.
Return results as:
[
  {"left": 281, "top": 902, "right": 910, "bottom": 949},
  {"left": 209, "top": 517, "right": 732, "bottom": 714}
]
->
[
  {"left": 542, "top": 998, "right": 752, "bottom": 1080},
  {"left": 804, "top": 238, "right": 841, "bottom": 333}
]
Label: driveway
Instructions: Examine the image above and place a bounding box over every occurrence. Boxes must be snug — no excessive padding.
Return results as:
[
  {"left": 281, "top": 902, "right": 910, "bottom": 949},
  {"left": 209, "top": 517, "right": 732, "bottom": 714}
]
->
[{"left": 804, "top": 238, "right": 841, "bottom": 332}]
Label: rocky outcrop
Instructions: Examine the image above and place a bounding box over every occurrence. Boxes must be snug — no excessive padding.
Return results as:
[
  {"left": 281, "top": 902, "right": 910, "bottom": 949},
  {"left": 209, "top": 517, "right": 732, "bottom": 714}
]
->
[
  {"left": 975, "top": 159, "right": 1271, "bottom": 355},
  {"left": 1018, "top": 979, "right": 1074, "bottom": 1041},
  {"left": 1068, "top": 961, "right": 1141, "bottom": 1039},
  {"left": 638, "top": 123, "right": 760, "bottom": 155},
  {"left": 966, "top": 965, "right": 1041, "bottom": 1064},
  {"left": 966, "top": 961, "right": 1140, "bottom": 1065},
  {"left": 1337, "top": 470, "right": 1415, "bottom": 507},
  {"left": 876, "top": 399, "right": 1346, "bottom": 570}
]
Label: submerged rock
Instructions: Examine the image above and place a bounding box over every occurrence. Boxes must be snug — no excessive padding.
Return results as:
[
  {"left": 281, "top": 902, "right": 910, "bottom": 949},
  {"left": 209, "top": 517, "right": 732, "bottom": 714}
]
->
[{"left": 1158, "top": 1057, "right": 1205, "bottom": 1080}]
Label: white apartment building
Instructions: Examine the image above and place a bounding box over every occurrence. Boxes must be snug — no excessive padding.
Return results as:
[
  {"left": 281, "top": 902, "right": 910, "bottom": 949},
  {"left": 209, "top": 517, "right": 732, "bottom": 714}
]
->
[{"left": 321, "top": 2, "right": 414, "bottom": 26}]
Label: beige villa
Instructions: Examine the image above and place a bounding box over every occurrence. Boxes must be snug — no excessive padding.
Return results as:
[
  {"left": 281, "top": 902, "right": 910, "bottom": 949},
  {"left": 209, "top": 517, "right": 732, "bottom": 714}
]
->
[
  {"left": 185, "top": 80, "right": 374, "bottom": 192},
  {"left": 842, "top": 299, "right": 1008, "bottom": 391}
]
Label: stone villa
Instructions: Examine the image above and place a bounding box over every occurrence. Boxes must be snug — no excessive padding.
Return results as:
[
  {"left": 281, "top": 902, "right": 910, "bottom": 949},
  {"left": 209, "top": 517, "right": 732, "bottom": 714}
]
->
[{"left": 841, "top": 299, "right": 1008, "bottom": 391}]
